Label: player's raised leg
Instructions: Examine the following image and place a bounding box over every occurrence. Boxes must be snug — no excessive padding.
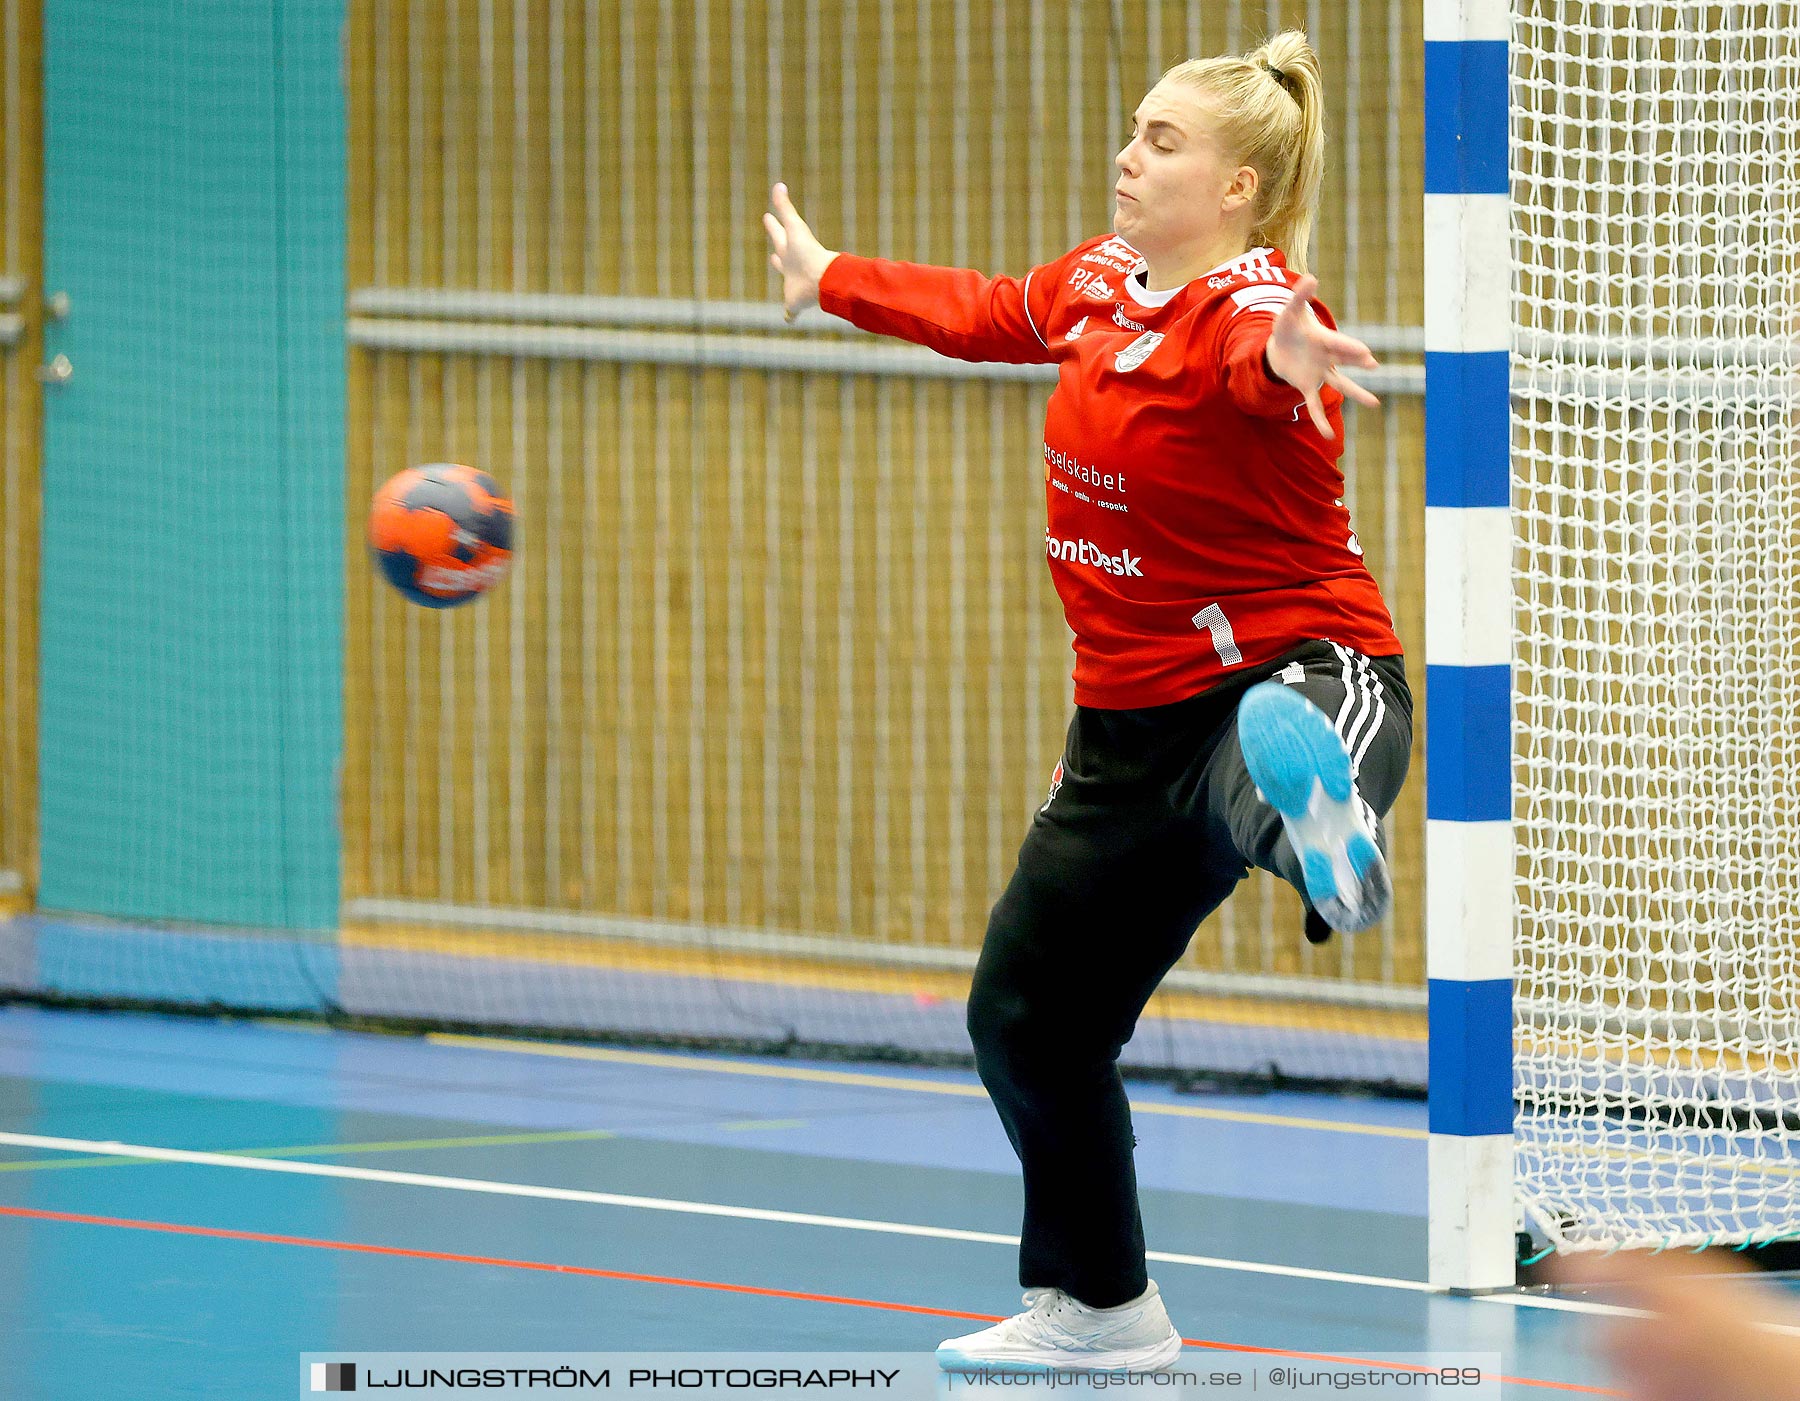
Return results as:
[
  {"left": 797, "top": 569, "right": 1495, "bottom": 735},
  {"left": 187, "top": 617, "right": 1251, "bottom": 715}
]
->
[{"left": 1214, "top": 648, "right": 1412, "bottom": 934}]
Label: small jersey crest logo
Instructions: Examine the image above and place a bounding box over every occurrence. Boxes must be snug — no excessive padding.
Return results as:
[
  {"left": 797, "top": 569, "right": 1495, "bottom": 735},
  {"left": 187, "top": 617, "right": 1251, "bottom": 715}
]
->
[{"left": 1113, "top": 330, "right": 1165, "bottom": 372}]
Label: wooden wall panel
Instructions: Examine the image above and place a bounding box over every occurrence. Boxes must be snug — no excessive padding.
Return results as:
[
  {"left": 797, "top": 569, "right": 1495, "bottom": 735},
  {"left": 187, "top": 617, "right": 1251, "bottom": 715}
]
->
[
  {"left": 0, "top": 0, "right": 42, "bottom": 904},
  {"left": 344, "top": 0, "right": 1428, "bottom": 995}
]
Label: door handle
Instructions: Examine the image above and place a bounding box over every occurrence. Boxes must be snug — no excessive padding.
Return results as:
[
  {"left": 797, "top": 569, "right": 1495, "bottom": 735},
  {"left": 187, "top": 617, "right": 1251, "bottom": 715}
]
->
[{"left": 37, "top": 353, "right": 72, "bottom": 385}]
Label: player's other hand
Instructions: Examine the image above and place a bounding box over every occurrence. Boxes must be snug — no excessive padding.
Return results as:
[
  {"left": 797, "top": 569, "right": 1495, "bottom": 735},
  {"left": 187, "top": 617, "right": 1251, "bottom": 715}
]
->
[
  {"left": 1263, "top": 273, "right": 1380, "bottom": 438},
  {"left": 1550, "top": 1250, "right": 1800, "bottom": 1401},
  {"left": 762, "top": 183, "right": 839, "bottom": 325}
]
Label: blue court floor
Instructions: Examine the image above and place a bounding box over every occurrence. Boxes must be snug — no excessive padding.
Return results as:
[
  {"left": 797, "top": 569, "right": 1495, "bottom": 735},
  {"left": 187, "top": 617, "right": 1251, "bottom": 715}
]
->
[{"left": 0, "top": 1005, "right": 1637, "bottom": 1396}]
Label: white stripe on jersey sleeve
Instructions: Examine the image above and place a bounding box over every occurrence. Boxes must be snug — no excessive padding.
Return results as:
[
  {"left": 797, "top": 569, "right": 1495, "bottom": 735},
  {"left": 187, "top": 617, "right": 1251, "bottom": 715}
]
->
[{"left": 1021, "top": 269, "right": 1050, "bottom": 349}]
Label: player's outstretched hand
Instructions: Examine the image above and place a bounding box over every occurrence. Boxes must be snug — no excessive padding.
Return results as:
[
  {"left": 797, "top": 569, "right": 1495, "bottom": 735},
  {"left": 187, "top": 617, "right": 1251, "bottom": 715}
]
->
[
  {"left": 762, "top": 183, "right": 839, "bottom": 325},
  {"left": 1263, "top": 273, "right": 1380, "bottom": 438},
  {"left": 1550, "top": 1250, "right": 1800, "bottom": 1401}
]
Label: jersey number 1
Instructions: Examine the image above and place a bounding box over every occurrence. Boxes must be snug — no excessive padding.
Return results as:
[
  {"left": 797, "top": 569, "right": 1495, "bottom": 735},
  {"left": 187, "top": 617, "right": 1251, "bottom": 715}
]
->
[{"left": 1191, "top": 603, "right": 1243, "bottom": 666}]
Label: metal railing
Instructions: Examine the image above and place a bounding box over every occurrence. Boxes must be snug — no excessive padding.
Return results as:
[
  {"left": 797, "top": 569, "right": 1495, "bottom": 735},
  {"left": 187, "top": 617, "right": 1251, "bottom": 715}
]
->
[{"left": 347, "top": 288, "right": 1428, "bottom": 391}]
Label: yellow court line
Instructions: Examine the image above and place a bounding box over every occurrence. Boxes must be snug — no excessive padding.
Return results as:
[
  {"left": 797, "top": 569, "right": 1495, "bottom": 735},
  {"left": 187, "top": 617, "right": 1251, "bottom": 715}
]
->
[
  {"left": 0, "top": 1128, "right": 616, "bottom": 1174},
  {"left": 418, "top": 1022, "right": 1795, "bottom": 1160},
  {"left": 1517, "top": 1031, "right": 1796, "bottom": 1081},
  {"left": 426, "top": 1034, "right": 1430, "bottom": 1142},
  {"left": 1543, "top": 1138, "right": 1800, "bottom": 1182},
  {"left": 345, "top": 923, "right": 1428, "bottom": 1042}
]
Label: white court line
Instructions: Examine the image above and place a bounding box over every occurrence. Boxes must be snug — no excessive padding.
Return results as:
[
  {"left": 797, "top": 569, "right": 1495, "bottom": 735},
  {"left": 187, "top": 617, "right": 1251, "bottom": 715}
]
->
[
  {"left": 7, "top": 1129, "right": 1794, "bottom": 1333},
  {"left": 0, "top": 1131, "right": 1016, "bottom": 1245},
  {"left": 1479, "top": 1293, "right": 1647, "bottom": 1319},
  {"left": 1487, "top": 1290, "right": 1800, "bottom": 1339},
  {"left": 1488, "top": 1282, "right": 1800, "bottom": 1332},
  {"left": 0, "top": 1130, "right": 1438, "bottom": 1295}
]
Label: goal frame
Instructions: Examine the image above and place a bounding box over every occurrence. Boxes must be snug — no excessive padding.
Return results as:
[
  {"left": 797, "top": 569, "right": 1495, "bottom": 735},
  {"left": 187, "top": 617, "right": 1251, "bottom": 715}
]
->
[{"left": 1423, "top": 0, "right": 1516, "bottom": 1293}]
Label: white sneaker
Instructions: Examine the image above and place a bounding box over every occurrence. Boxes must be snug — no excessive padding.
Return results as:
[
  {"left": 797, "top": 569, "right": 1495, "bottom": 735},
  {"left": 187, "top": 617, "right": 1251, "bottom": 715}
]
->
[{"left": 936, "top": 1281, "right": 1184, "bottom": 1373}]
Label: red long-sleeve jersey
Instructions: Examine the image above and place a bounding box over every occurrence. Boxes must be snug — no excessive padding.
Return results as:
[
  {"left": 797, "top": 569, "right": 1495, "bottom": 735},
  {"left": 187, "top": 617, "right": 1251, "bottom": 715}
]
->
[{"left": 817, "top": 235, "right": 1401, "bottom": 709}]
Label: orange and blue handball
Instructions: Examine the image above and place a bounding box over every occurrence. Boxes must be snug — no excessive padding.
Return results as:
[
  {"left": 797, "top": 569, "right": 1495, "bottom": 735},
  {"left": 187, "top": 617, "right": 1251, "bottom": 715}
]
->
[{"left": 368, "top": 463, "right": 515, "bottom": 608}]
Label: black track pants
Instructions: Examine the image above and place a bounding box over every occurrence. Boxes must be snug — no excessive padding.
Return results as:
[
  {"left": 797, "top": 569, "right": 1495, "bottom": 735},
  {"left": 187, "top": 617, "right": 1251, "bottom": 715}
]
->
[{"left": 965, "top": 640, "right": 1413, "bottom": 1308}]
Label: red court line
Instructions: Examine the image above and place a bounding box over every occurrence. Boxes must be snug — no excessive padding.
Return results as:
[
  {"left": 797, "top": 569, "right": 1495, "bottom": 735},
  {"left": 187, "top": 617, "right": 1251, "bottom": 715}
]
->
[
  {"left": 0, "top": 1205, "right": 1615, "bottom": 1395},
  {"left": 0, "top": 1205, "right": 994, "bottom": 1322}
]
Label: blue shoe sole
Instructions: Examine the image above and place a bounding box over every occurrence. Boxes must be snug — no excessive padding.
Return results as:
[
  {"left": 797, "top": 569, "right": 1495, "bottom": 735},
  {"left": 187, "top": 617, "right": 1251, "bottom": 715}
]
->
[{"left": 1237, "top": 680, "right": 1391, "bottom": 933}]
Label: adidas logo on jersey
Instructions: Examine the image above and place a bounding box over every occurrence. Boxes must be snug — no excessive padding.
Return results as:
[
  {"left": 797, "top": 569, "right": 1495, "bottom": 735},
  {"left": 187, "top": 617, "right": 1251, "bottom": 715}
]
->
[{"left": 1064, "top": 316, "right": 1088, "bottom": 341}]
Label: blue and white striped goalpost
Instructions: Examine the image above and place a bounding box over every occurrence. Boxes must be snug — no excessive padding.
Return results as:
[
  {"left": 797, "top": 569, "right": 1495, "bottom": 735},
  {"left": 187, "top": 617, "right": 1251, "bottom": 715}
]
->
[{"left": 1423, "top": 0, "right": 1516, "bottom": 1292}]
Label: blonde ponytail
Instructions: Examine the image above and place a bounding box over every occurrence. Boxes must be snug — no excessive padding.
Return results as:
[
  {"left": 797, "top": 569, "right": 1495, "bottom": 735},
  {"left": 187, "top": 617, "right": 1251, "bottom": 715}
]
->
[{"left": 1161, "top": 30, "right": 1327, "bottom": 273}]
